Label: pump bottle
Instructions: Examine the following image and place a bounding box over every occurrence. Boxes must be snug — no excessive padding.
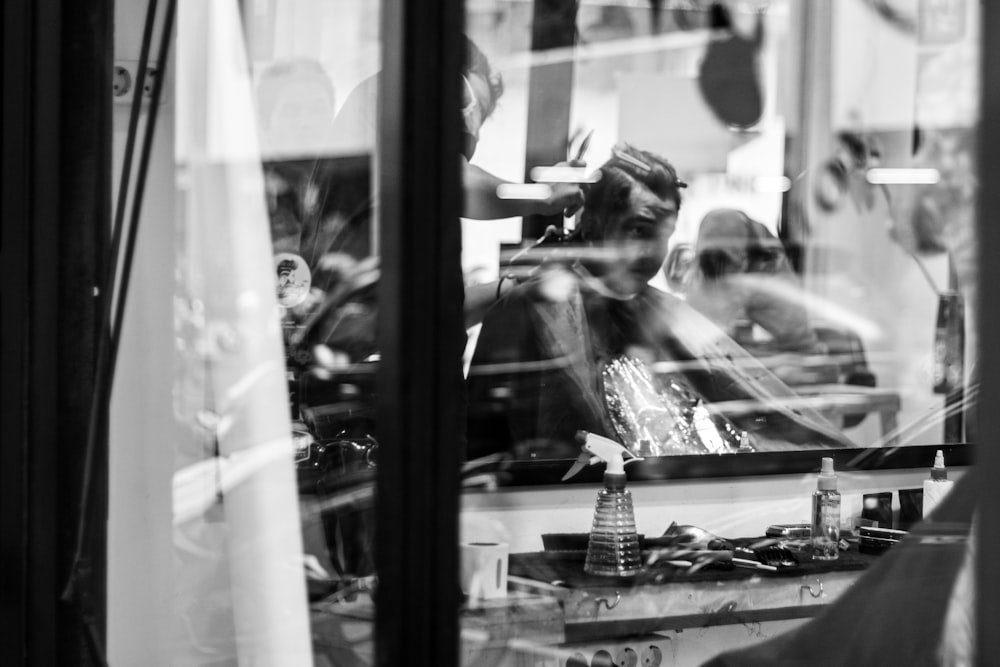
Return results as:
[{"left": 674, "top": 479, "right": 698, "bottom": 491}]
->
[
  {"left": 563, "top": 431, "right": 643, "bottom": 576},
  {"left": 922, "top": 449, "right": 954, "bottom": 519},
  {"left": 812, "top": 457, "right": 841, "bottom": 561}
]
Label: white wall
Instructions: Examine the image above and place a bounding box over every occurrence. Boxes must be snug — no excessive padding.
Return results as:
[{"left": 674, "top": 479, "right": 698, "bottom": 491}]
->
[
  {"left": 108, "top": 1, "right": 177, "bottom": 665},
  {"left": 831, "top": 0, "right": 918, "bottom": 131}
]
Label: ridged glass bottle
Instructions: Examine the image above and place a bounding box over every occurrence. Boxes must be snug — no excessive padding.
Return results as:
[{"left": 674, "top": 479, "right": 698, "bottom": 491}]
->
[
  {"left": 811, "top": 457, "right": 841, "bottom": 561},
  {"left": 585, "top": 473, "right": 642, "bottom": 576}
]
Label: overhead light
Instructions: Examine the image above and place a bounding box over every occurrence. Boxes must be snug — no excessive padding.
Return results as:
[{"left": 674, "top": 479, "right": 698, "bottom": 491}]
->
[
  {"left": 752, "top": 175, "right": 792, "bottom": 193},
  {"left": 529, "top": 166, "right": 601, "bottom": 184},
  {"left": 865, "top": 168, "right": 941, "bottom": 185},
  {"left": 496, "top": 183, "right": 553, "bottom": 200}
]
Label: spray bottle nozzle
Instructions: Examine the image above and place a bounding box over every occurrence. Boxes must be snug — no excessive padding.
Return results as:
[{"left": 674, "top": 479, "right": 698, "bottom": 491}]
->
[
  {"left": 562, "top": 431, "right": 643, "bottom": 481},
  {"left": 820, "top": 457, "right": 835, "bottom": 475},
  {"left": 817, "top": 456, "right": 838, "bottom": 491},
  {"left": 931, "top": 449, "right": 948, "bottom": 480}
]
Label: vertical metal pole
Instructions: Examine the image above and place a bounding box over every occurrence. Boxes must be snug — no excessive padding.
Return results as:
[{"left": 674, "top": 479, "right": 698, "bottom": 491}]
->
[
  {"left": 376, "top": 0, "right": 464, "bottom": 665},
  {"left": 779, "top": 0, "right": 833, "bottom": 273},
  {"left": 942, "top": 276, "right": 965, "bottom": 444},
  {"left": 522, "top": 0, "right": 578, "bottom": 240},
  {"left": 976, "top": 2, "right": 1000, "bottom": 664}
]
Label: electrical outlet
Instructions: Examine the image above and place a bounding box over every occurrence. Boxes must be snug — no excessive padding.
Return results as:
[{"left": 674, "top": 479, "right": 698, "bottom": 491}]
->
[
  {"left": 112, "top": 60, "right": 166, "bottom": 105},
  {"left": 112, "top": 64, "right": 133, "bottom": 99},
  {"left": 591, "top": 649, "right": 614, "bottom": 667},
  {"left": 553, "top": 638, "right": 668, "bottom": 667},
  {"left": 616, "top": 647, "right": 639, "bottom": 667},
  {"left": 640, "top": 645, "right": 663, "bottom": 667}
]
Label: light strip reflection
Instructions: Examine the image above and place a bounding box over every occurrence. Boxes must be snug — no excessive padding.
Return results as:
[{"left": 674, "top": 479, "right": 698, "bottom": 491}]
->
[
  {"left": 496, "top": 183, "right": 553, "bottom": 200},
  {"left": 752, "top": 175, "right": 792, "bottom": 193},
  {"left": 866, "top": 168, "right": 941, "bottom": 185},
  {"left": 529, "top": 166, "right": 601, "bottom": 184}
]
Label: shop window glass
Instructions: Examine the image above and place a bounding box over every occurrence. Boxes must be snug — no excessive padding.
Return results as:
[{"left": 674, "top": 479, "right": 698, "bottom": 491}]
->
[
  {"left": 455, "top": 0, "right": 979, "bottom": 664},
  {"left": 461, "top": 0, "right": 978, "bottom": 470},
  {"left": 172, "top": 1, "right": 382, "bottom": 663},
  {"left": 168, "top": 0, "right": 981, "bottom": 664}
]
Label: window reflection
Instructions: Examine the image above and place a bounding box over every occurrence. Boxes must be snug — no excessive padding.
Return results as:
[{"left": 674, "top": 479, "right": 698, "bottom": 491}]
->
[
  {"left": 245, "top": 0, "right": 981, "bottom": 476},
  {"left": 246, "top": 1, "right": 980, "bottom": 502},
  {"left": 467, "top": 144, "right": 853, "bottom": 459},
  {"left": 226, "top": 0, "right": 982, "bottom": 664},
  {"left": 458, "top": 0, "right": 978, "bottom": 462},
  {"left": 246, "top": 0, "right": 384, "bottom": 638},
  {"left": 245, "top": 16, "right": 980, "bottom": 461}
]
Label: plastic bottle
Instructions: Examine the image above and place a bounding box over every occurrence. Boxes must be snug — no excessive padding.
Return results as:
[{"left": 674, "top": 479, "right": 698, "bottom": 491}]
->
[
  {"left": 811, "top": 457, "right": 841, "bottom": 561},
  {"left": 562, "top": 432, "right": 643, "bottom": 576},
  {"left": 922, "top": 449, "right": 955, "bottom": 519}
]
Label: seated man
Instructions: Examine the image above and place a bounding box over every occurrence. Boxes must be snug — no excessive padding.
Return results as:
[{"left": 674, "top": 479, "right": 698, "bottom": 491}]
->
[
  {"left": 466, "top": 145, "right": 851, "bottom": 461},
  {"left": 685, "top": 209, "right": 879, "bottom": 426},
  {"left": 685, "top": 208, "right": 846, "bottom": 388},
  {"left": 687, "top": 208, "right": 821, "bottom": 354}
]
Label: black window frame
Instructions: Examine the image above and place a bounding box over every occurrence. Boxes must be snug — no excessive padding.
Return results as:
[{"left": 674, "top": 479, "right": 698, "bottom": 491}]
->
[
  {"left": 2, "top": 0, "right": 112, "bottom": 665},
  {"left": 374, "top": 1, "right": 466, "bottom": 665}
]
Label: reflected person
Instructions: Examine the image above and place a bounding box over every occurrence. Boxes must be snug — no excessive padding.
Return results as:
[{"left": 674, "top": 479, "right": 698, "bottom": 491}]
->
[
  {"left": 288, "top": 37, "right": 587, "bottom": 357},
  {"left": 684, "top": 208, "right": 850, "bottom": 388},
  {"left": 329, "top": 35, "right": 585, "bottom": 222}
]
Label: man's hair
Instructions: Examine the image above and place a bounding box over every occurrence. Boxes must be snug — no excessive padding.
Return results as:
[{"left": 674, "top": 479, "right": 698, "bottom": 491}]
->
[
  {"left": 696, "top": 208, "right": 787, "bottom": 279},
  {"left": 464, "top": 36, "right": 504, "bottom": 121},
  {"left": 573, "top": 143, "right": 685, "bottom": 241}
]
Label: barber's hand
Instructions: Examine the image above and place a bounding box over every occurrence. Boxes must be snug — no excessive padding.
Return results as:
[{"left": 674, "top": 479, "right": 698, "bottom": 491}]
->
[
  {"left": 542, "top": 159, "right": 588, "bottom": 217},
  {"left": 547, "top": 183, "right": 585, "bottom": 217}
]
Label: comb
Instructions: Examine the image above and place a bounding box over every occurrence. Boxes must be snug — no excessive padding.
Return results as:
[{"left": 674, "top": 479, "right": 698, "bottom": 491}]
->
[
  {"left": 733, "top": 545, "right": 799, "bottom": 571},
  {"left": 612, "top": 147, "right": 652, "bottom": 173}
]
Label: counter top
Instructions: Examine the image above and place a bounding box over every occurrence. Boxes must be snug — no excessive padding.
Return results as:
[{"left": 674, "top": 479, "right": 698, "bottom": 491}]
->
[
  {"left": 310, "top": 542, "right": 878, "bottom": 663},
  {"left": 507, "top": 545, "right": 874, "bottom": 640}
]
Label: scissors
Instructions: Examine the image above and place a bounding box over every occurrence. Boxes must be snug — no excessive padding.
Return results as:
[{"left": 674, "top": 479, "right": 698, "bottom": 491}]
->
[
  {"left": 559, "top": 129, "right": 594, "bottom": 222},
  {"left": 569, "top": 128, "right": 594, "bottom": 165}
]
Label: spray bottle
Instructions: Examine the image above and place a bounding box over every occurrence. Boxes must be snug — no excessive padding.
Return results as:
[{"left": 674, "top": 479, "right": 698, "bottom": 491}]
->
[
  {"left": 563, "top": 431, "right": 644, "bottom": 576},
  {"left": 922, "top": 449, "right": 955, "bottom": 519},
  {"left": 811, "top": 457, "right": 841, "bottom": 561}
]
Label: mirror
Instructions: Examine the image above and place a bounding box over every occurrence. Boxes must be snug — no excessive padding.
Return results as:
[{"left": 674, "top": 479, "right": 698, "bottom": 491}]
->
[
  {"left": 247, "top": 0, "right": 978, "bottom": 487},
  {"left": 458, "top": 0, "right": 978, "bottom": 483}
]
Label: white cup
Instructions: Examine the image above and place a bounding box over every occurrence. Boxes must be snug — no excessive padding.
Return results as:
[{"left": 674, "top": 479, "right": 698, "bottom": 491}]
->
[{"left": 460, "top": 542, "right": 509, "bottom": 600}]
